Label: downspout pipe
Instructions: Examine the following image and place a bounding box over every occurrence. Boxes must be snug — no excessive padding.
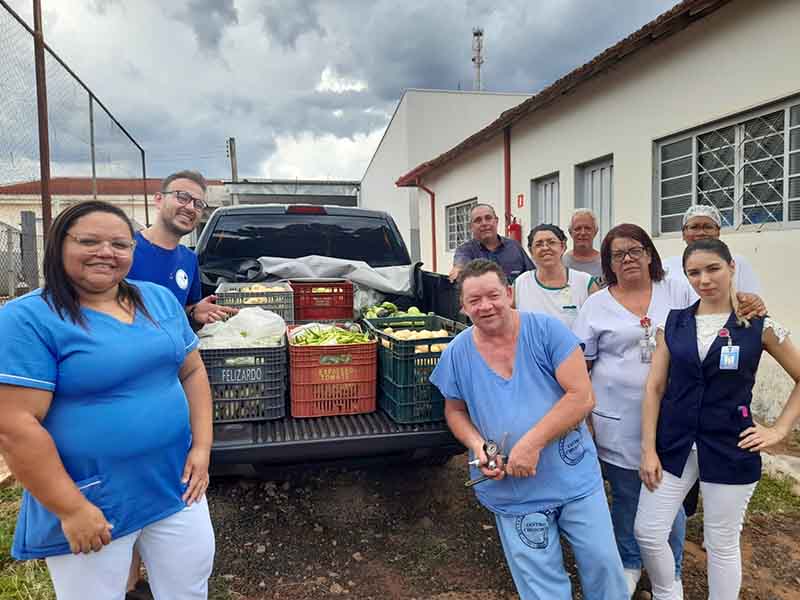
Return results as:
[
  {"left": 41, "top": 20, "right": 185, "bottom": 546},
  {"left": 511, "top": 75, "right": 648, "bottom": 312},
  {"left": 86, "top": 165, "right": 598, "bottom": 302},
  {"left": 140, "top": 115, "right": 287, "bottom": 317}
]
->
[
  {"left": 504, "top": 126, "right": 511, "bottom": 232},
  {"left": 417, "top": 181, "right": 437, "bottom": 273}
]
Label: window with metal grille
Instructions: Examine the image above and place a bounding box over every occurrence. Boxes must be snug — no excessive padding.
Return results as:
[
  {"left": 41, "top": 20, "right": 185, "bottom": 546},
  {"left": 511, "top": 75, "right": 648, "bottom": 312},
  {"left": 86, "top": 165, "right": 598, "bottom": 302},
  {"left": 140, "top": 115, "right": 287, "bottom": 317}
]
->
[
  {"left": 446, "top": 198, "right": 477, "bottom": 251},
  {"left": 532, "top": 173, "right": 560, "bottom": 226},
  {"left": 657, "top": 100, "right": 800, "bottom": 233}
]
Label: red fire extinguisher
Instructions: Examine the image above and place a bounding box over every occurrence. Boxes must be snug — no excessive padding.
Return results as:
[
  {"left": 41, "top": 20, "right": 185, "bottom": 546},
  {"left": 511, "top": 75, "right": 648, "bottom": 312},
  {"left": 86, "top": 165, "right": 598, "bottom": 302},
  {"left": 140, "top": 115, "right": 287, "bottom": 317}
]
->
[{"left": 507, "top": 216, "right": 522, "bottom": 244}]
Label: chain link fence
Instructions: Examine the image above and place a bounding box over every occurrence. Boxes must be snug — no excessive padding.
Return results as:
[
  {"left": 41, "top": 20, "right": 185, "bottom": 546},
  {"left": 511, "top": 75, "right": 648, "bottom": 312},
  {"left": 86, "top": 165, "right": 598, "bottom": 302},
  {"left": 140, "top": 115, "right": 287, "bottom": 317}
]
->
[
  {"left": 0, "top": 223, "right": 22, "bottom": 301},
  {"left": 0, "top": 0, "right": 147, "bottom": 279}
]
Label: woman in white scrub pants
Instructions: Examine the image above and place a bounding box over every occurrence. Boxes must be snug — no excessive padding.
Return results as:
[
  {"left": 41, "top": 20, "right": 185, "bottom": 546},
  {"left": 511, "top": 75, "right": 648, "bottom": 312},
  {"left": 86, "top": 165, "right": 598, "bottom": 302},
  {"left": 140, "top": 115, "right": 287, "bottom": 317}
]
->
[
  {"left": 635, "top": 238, "right": 800, "bottom": 599},
  {"left": 0, "top": 201, "right": 215, "bottom": 600}
]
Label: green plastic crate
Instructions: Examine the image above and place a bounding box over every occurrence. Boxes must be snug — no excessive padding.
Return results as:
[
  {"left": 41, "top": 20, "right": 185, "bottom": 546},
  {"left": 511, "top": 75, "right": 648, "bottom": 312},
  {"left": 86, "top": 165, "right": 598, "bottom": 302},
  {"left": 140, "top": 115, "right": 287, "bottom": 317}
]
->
[{"left": 364, "top": 315, "right": 467, "bottom": 423}]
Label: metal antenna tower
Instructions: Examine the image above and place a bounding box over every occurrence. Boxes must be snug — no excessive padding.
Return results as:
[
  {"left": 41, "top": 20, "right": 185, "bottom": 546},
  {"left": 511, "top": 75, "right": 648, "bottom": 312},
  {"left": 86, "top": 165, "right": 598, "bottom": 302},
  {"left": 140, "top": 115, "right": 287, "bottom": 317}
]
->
[{"left": 472, "top": 27, "right": 484, "bottom": 91}]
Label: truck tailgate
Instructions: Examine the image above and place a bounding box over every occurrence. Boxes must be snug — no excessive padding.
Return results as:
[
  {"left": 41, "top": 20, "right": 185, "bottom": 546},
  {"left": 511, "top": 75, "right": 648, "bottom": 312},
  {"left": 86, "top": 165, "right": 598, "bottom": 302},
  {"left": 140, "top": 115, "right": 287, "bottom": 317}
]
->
[{"left": 211, "top": 412, "right": 461, "bottom": 465}]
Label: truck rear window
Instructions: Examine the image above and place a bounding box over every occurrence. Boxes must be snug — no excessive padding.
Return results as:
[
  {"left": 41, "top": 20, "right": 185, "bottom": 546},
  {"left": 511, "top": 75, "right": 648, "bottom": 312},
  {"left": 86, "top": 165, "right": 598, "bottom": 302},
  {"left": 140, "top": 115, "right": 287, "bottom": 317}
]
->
[{"left": 202, "top": 213, "right": 410, "bottom": 268}]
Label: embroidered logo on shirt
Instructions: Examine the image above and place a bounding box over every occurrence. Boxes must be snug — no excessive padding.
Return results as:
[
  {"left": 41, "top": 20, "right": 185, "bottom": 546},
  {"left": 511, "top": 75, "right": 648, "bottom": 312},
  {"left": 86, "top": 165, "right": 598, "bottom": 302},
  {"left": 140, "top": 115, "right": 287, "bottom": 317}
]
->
[
  {"left": 515, "top": 512, "right": 550, "bottom": 549},
  {"left": 175, "top": 269, "right": 189, "bottom": 290},
  {"left": 558, "top": 429, "right": 586, "bottom": 466}
]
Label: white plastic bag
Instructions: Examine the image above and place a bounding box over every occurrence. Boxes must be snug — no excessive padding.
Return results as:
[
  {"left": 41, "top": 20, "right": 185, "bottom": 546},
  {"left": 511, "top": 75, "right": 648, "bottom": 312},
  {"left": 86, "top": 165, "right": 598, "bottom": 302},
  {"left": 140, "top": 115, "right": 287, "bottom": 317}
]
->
[{"left": 198, "top": 307, "right": 286, "bottom": 349}]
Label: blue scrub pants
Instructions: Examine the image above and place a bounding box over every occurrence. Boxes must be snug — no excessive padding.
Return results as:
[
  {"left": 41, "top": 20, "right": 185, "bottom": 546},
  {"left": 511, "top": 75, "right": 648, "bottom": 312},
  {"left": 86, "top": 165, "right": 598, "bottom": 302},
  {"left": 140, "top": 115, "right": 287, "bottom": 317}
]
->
[
  {"left": 494, "top": 487, "right": 627, "bottom": 600},
  {"left": 601, "top": 460, "right": 685, "bottom": 578}
]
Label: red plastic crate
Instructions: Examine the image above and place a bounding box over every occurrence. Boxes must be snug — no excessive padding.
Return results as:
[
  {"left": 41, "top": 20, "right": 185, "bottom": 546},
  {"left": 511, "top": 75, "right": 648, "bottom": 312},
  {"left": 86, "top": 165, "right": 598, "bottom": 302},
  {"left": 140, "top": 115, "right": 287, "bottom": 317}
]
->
[
  {"left": 288, "top": 334, "right": 377, "bottom": 418},
  {"left": 291, "top": 279, "right": 354, "bottom": 322}
]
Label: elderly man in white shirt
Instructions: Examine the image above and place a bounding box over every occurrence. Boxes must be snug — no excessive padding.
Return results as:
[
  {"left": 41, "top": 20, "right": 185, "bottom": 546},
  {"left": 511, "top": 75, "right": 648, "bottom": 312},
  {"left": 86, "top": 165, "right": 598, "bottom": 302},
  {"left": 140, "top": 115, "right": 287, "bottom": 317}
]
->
[{"left": 663, "top": 204, "right": 761, "bottom": 297}]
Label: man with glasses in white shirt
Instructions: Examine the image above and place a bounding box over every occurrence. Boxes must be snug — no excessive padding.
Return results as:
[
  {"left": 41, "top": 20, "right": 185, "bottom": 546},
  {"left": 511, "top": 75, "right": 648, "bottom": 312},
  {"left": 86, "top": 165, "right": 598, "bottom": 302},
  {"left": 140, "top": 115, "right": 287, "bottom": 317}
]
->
[{"left": 663, "top": 204, "right": 761, "bottom": 299}]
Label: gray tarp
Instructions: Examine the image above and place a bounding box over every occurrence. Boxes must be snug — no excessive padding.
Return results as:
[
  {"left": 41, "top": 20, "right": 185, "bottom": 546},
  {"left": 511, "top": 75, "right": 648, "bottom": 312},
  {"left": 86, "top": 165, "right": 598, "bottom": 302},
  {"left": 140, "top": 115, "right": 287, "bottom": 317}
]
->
[{"left": 256, "top": 255, "right": 416, "bottom": 296}]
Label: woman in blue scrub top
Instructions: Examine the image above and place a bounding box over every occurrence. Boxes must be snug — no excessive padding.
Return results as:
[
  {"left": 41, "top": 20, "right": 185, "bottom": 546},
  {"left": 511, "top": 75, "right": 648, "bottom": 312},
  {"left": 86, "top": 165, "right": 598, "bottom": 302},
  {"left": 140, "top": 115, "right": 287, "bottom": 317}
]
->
[
  {"left": 635, "top": 239, "right": 800, "bottom": 600},
  {"left": 0, "top": 201, "right": 215, "bottom": 600}
]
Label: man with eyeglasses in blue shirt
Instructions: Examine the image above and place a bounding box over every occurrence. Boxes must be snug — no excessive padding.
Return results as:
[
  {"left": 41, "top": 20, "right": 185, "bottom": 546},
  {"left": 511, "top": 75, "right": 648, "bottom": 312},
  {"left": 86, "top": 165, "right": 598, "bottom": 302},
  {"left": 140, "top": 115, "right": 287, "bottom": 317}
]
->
[
  {"left": 125, "top": 170, "right": 234, "bottom": 599},
  {"left": 128, "top": 170, "right": 235, "bottom": 327}
]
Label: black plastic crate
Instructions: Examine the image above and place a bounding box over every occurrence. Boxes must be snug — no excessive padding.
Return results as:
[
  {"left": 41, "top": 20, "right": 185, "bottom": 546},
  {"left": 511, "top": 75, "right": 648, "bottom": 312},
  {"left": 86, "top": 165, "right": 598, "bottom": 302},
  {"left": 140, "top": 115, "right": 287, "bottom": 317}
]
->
[
  {"left": 215, "top": 282, "right": 294, "bottom": 323},
  {"left": 200, "top": 343, "right": 288, "bottom": 422},
  {"left": 379, "top": 379, "right": 445, "bottom": 423},
  {"left": 418, "top": 271, "right": 469, "bottom": 325},
  {"left": 364, "top": 315, "right": 467, "bottom": 423}
]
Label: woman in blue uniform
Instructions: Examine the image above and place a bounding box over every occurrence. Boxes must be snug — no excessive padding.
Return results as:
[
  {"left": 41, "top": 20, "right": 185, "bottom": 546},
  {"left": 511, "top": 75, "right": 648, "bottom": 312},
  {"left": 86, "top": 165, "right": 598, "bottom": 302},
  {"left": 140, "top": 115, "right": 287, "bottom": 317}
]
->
[
  {"left": 0, "top": 201, "right": 215, "bottom": 600},
  {"left": 635, "top": 238, "right": 800, "bottom": 600}
]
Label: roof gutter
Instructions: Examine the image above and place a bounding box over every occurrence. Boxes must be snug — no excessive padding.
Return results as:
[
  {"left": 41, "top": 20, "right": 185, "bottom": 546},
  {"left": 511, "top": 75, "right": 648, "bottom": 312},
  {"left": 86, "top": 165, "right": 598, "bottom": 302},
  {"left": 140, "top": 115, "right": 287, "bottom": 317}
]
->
[{"left": 395, "top": 177, "right": 437, "bottom": 272}]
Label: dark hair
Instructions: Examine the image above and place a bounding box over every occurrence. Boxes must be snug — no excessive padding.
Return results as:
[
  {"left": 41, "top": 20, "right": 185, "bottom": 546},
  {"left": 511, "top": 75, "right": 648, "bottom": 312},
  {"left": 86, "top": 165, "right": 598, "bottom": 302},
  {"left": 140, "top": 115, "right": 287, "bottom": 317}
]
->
[
  {"left": 682, "top": 238, "right": 734, "bottom": 271},
  {"left": 457, "top": 258, "right": 508, "bottom": 295},
  {"left": 600, "top": 223, "right": 664, "bottom": 286},
  {"left": 43, "top": 200, "right": 153, "bottom": 328},
  {"left": 161, "top": 170, "right": 207, "bottom": 192},
  {"left": 527, "top": 223, "right": 567, "bottom": 249},
  {"left": 470, "top": 203, "right": 497, "bottom": 218}
]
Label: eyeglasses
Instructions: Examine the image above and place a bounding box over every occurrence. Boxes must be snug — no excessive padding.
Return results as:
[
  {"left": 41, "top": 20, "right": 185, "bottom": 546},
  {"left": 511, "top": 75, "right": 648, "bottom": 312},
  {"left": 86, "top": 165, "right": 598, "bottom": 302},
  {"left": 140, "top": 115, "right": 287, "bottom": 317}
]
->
[
  {"left": 610, "top": 246, "right": 647, "bottom": 263},
  {"left": 683, "top": 223, "right": 720, "bottom": 234},
  {"left": 532, "top": 239, "right": 562, "bottom": 250},
  {"left": 66, "top": 233, "right": 136, "bottom": 255},
  {"left": 163, "top": 190, "right": 208, "bottom": 211}
]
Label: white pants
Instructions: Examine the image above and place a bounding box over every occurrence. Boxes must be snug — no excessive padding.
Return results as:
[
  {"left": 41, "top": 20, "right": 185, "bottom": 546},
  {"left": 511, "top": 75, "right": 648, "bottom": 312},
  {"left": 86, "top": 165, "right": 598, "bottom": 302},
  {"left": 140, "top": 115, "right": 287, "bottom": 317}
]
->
[
  {"left": 46, "top": 497, "right": 215, "bottom": 600},
  {"left": 634, "top": 449, "right": 756, "bottom": 600}
]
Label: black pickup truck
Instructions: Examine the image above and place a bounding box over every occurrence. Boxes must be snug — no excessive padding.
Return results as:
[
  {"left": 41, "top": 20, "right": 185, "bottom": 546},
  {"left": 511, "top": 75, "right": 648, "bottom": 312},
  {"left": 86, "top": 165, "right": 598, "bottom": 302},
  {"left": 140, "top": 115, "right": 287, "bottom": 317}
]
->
[{"left": 194, "top": 204, "right": 465, "bottom": 468}]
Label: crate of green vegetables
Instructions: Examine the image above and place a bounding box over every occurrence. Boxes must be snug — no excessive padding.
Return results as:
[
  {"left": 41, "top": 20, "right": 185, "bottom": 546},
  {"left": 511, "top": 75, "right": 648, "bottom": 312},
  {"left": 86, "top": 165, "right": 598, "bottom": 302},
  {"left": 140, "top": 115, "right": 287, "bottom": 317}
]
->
[
  {"left": 288, "top": 323, "right": 377, "bottom": 418},
  {"left": 362, "top": 302, "right": 430, "bottom": 328},
  {"left": 200, "top": 341, "right": 287, "bottom": 423},
  {"left": 364, "top": 315, "right": 467, "bottom": 423}
]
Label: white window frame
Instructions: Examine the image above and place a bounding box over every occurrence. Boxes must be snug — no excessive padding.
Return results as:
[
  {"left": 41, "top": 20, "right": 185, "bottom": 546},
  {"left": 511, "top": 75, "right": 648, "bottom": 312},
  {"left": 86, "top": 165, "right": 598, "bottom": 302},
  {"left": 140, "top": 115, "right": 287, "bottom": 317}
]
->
[
  {"left": 445, "top": 198, "right": 477, "bottom": 251},
  {"left": 576, "top": 156, "right": 614, "bottom": 242},
  {"left": 531, "top": 172, "right": 560, "bottom": 227},
  {"left": 655, "top": 96, "right": 800, "bottom": 235}
]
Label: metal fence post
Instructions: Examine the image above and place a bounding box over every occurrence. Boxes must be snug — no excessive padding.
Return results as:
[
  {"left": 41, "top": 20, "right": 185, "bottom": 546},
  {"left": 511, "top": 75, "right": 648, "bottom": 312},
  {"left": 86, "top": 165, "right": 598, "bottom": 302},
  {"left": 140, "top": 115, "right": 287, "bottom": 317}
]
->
[
  {"left": 5, "top": 225, "right": 14, "bottom": 297},
  {"left": 20, "top": 211, "right": 39, "bottom": 289},
  {"left": 89, "top": 94, "right": 97, "bottom": 200}
]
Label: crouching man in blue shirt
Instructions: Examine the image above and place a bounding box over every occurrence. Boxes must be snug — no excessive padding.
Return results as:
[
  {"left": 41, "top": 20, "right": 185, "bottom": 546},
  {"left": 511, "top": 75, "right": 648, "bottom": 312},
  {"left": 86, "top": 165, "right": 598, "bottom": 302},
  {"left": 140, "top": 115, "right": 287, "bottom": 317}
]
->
[{"left": 430, "top": 259, "right": 626, "bottom": 600}]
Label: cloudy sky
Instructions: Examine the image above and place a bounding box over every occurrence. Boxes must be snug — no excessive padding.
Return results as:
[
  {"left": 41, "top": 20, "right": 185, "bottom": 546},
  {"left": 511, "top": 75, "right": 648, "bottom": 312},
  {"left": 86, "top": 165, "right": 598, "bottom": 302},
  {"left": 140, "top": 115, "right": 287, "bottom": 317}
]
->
[{"left": 2, "top": 0, "right": 678, "bottom": 183}]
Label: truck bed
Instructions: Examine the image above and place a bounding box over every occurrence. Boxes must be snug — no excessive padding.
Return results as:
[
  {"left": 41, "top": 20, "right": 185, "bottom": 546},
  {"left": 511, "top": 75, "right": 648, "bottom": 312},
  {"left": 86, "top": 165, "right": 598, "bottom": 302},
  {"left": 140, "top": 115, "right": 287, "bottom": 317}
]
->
[{"left": 212, "top": 411, "right": 461, "bottom": 465}]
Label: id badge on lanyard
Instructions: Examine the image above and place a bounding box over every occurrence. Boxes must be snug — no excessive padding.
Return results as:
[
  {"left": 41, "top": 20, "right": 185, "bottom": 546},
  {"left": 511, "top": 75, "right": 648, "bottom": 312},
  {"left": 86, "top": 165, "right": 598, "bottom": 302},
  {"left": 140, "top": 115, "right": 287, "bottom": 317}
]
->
[
  {"left": 718, "top": 328, "right": 740, "bottom": 370},
  {"left": 639, "top": 316, "right": 654, "bottom": 364}
]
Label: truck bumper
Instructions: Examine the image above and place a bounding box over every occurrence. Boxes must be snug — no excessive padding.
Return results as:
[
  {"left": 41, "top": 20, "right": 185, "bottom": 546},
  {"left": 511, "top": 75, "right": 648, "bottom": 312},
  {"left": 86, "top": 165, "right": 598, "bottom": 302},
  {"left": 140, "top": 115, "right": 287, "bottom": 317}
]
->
[{"left": 210, "top": 412, "right": 464, "bottom": 465}]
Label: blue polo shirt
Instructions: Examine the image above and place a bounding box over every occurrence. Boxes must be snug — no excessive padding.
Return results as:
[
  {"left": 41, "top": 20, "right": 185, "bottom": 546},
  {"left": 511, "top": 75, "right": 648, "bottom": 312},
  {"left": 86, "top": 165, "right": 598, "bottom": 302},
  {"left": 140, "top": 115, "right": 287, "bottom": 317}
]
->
[
  {"left": 454, "top": 236, "right": 534, "bottom": 283},
  {"left": 0, "top": 282, "right": 199, "bottom": 559},
  {"left": 127, "top": 231, "right": 202, "bottom": 306},
  {"left": 430, "top": 312, "right": 602, "bottom": 516}
]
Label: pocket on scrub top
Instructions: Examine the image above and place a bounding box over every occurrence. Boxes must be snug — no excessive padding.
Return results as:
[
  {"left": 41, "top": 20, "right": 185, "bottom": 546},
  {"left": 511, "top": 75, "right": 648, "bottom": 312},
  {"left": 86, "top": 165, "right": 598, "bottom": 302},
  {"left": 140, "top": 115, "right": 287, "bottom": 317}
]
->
[
  {"left": 590, "top": 409, "right": 622, "bottom": 451},
  {"left": 158, "top": 315, "right": 190, "bottom": 364},
  {"left": 23, "top": 475, "right": 110, "bottom": 552}
]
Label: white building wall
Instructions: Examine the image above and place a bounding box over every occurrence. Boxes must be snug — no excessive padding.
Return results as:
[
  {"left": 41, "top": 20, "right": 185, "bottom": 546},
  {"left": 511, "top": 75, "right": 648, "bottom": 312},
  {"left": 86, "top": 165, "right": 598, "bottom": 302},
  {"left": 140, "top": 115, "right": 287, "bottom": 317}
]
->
[
  {"left": 419, "top": 136, "right": 505, "bottom": 273},
  {"left": 504, "top": 0, "right": 800, "bottom": 331},
  {"left": 0, "top": 196, "right": 151, "bottom": 230},
  {"left": 420, "top": 0, "right": 800, "bottom": 420},
  {"left": 361, "top": 90, "right": 528, "bottom": 259},
  {"left": 361, "top": 95, "right": 412, "bottom": 254}
]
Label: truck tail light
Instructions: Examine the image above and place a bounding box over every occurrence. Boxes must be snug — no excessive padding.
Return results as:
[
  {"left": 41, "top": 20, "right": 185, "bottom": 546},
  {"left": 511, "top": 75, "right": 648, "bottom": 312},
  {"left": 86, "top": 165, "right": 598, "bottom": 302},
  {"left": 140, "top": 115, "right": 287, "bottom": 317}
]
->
[{"left": 287, "top": 205, "right": 327, "bottom": 215}]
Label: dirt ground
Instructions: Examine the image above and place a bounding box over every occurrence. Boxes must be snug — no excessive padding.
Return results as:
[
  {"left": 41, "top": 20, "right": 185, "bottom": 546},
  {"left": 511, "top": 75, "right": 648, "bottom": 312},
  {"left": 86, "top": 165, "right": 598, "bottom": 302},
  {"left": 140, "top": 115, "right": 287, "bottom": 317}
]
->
[{"left": 207, "top": 457, "right": 800, "bottom": 600}]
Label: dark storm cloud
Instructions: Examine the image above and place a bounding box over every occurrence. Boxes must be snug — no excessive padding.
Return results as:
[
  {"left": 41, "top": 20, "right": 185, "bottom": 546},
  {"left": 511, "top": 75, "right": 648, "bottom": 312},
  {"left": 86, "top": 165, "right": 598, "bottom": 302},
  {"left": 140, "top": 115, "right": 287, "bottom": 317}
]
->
[
  {"left": 260, "top": 0, "right": 326, "bottom": 50},
  {"left": 1, "top": 0, "right": 682, "bottom": 180},
  {"left": 175, "top": 0, "right": 239, "bottom": 52}
]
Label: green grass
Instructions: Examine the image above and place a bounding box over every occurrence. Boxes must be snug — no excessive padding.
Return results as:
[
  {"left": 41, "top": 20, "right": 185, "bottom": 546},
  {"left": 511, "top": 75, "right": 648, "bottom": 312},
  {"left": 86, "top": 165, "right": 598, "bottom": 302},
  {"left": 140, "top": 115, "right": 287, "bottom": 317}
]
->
[
  {"left": 0, "top": 485, "right": 54, "bottom": 600},
  {"left": 748, "top": 473, "right": 800, "bottom": 514}
]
